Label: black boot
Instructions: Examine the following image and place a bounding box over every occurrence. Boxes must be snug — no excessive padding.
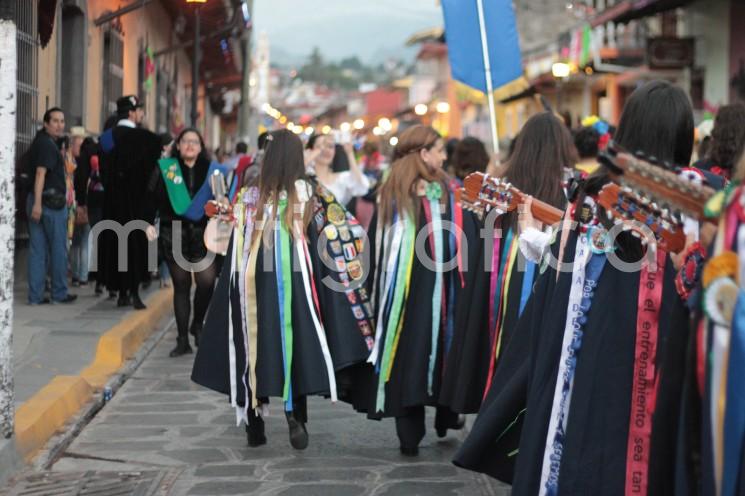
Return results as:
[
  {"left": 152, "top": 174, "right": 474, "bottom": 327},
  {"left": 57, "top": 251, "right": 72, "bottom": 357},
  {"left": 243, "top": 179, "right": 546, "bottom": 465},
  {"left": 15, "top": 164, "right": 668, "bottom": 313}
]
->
[
  {"left": 169, "top": 336, "right": 193, "bottom": 357},
  {"left": 189, "top": 321, "right": 202, "bottom": 347},
  {"left": 117, "top": 290, "right": 131, "bottom": 307},
  {"left": 132, "top": 291, "right": 146, "bottom": 310},
  {"left": 285, "top": 411, "right": 308, "bottom": 450},
  {"left": 246, "top": 416, "right": 267, "bottom": 447}
]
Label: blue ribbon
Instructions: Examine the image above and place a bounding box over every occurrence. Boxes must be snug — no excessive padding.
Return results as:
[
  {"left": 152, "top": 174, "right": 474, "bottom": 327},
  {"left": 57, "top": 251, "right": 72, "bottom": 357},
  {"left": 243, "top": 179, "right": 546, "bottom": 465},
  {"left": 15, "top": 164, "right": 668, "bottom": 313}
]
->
[
  {"left": 518, "top": 261, "right": 536, "bottom": 317},
  {"left": 182, "top": 162, "right": 229, "bottom": 222}
]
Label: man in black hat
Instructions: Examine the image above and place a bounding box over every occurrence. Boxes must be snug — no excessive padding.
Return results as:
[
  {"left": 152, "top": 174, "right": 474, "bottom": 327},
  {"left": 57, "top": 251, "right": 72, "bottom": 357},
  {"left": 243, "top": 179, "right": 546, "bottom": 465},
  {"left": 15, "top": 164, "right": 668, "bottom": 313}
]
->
[{"left": 97, "top": 95, "right": 160, "bottom": 309}]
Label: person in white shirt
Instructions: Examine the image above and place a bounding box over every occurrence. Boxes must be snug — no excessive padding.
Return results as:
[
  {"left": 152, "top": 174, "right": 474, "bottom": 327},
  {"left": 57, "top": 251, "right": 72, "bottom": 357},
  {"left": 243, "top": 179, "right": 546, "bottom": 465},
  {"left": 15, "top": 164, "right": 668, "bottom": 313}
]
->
[{"left": 305, "top": 133, "right": 369, "bottom": 206}]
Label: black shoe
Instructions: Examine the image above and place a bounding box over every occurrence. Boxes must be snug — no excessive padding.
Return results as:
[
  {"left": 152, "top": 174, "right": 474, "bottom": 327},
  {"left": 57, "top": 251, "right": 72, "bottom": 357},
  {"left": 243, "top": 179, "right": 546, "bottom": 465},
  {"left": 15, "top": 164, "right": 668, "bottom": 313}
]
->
[
  {"left": 189, "top": 322, "right": 202, "bottom": 347},
  {"left": 246, "top": 418, "right": 267, "bottom": 447},
  {"left": 95, "top": 284, "right": 103, "bottom": 296},
  {"left": 117, "top": 295, "right": 132, "bottom": 307},
  {"left": 169, "top": 338, "right": 193, "bottom": 358},
  {"left": 132, "top": 294, "right": 146, "bottom": 310},
  {"left": 436, "top": 414, "right": 466, "bottom": 438},
  {"left": 286, "top": 413, "right": 308, "bottom": 450},
  {"left": 71, "top": 278, "right": 80, "bottom": 287},
  {"left": 52, "top": 294, "right": 77, "bottom": 304},
  {"left": 400, "top": 445, "right": 419, "bottom": 457}
]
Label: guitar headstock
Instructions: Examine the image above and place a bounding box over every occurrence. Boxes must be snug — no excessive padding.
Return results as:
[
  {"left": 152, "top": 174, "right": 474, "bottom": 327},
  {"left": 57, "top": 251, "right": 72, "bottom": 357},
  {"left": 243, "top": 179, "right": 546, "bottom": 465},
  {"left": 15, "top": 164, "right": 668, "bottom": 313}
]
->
[
  {"left": 599, "top": 142, "right": 716, "bottom": 220},
  {"left": 461, "top": 172, "right": 521, "bottom": 219},
  {"left": 597, "top": 182, "right": 687, "bottom": 253}
]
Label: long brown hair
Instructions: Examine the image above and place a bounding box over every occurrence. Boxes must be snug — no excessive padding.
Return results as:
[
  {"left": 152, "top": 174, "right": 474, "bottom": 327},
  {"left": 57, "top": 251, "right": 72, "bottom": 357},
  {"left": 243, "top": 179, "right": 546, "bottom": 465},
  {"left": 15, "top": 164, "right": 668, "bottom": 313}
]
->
[
  {"left": 502, "top": 112, "right": 576, "bottom": 212},
  {"left": 256, "top": 129, "right": 312, "bottom": 242},
  {"left": 379, "top": 125, "right": 449, "bottom": 225}
]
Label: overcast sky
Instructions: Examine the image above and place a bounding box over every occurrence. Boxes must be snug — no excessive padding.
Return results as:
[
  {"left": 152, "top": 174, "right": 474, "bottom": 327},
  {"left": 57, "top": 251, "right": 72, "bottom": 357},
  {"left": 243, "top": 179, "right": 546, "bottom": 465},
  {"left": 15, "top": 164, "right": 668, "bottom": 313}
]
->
[{"left": 253, "top": 0, "right": 444, "bottom": 63}]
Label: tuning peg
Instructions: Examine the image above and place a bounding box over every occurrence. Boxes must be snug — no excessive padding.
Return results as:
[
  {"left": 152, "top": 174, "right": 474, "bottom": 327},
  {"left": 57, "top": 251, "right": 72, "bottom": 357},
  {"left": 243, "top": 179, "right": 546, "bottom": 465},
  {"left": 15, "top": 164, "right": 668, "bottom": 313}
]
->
[
  {"left": 647, "top": 155, "right": 658, "bottom": 166},
  {"left": 634, "top": 150, "right": 646, "bottom": 160}
]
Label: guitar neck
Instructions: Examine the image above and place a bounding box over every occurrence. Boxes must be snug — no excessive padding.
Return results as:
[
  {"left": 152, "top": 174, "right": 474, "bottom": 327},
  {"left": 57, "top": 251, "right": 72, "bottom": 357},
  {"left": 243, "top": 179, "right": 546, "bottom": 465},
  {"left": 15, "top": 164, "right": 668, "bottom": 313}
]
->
[{"left": 508, "top": 188, "right": 564, "bottom": 225}]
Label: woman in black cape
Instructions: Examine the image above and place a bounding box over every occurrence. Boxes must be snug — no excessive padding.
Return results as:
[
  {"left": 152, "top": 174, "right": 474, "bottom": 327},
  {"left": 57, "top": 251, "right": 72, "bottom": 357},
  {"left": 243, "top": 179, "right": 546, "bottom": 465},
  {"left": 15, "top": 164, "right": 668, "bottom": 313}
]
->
[
  {"left": 440, "top": 112, "right": 577, "bottom": 417},
  {"left": 365, "top": 125, "right": 466, "bottom": 456},
  {"left": 192, "top": 130, "right": 373, "bottom": 450}
]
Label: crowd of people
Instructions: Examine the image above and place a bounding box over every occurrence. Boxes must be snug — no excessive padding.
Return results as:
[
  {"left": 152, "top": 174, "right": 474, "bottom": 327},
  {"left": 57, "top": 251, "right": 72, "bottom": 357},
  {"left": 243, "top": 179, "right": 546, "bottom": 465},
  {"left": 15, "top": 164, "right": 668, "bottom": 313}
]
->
[{"left": 24, "top": 81, "right": 745, "bottom": 494}]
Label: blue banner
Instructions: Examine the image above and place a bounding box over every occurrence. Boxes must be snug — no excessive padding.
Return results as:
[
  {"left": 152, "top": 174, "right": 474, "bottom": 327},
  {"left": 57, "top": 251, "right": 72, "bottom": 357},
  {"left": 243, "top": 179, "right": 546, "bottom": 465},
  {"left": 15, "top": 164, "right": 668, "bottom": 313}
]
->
[{"left": 441, "top": 0, "right": 523, "bottom": 93}]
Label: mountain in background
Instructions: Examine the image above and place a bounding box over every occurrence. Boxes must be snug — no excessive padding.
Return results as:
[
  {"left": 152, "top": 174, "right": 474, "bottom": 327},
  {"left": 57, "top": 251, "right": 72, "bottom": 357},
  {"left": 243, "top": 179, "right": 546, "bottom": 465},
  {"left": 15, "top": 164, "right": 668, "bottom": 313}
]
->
[{"left": 257, "top": 6, "right": 439, "bottom": 68}]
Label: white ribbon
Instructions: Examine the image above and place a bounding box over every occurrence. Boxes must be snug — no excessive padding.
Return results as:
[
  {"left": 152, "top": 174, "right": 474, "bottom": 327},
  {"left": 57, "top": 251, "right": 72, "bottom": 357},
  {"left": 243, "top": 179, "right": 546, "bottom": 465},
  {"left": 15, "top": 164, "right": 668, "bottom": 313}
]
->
[
  {"left": 538, "top": 233, "right": 590, "bottom": 494},
  {"left": 368, "top": 217, "right": 405, "bottom": 365}
]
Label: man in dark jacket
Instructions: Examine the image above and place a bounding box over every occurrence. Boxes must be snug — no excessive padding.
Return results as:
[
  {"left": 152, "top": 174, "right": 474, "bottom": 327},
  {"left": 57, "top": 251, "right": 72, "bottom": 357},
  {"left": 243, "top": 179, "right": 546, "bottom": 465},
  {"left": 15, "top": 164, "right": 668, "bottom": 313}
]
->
[{"left": 97, "top": 95, "right": 160, "bottom": 309}]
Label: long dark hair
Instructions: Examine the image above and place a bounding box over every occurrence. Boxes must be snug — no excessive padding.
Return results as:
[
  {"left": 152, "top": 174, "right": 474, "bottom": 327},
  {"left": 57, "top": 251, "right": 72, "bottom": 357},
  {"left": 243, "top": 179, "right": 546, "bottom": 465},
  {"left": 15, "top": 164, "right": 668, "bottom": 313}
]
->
[
  {"left": 379, "top": 125, "right": 449, "bottom": 225},
  {"left": 503, "top": 112, "right": 576, "bottom": 215},
  {"left": 578, "top": 80, "right": 694, "bottom": 260},
  {"left": 172, "top": 127, "right": 209, "bottom": 164},
  {"left": 710, "top": 102, "right": 745, "bottom": 171},
  {"left": 613, "top": 80, "right": 693, "bottom": 166},
  {"left": 256, "top": 129, "right": 312, "bottom": 241},
  {"left": 581, "top": 80, "right": 694, "bottom": 204}
]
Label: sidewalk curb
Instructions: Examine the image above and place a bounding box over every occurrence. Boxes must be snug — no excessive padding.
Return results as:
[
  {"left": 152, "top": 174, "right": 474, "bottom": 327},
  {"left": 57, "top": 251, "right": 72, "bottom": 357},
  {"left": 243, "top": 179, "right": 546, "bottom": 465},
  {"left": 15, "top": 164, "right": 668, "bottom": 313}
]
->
[{"left": 13, "top": 288, "right": 173, "bottom": 462}]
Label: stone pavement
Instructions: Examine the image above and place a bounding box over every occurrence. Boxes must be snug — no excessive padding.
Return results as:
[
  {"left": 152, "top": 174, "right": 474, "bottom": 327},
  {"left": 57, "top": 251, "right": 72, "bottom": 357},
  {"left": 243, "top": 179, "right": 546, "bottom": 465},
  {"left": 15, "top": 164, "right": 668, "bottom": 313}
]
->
[{"left": 40, "top": 323, "right": 509, "bottom": 495}]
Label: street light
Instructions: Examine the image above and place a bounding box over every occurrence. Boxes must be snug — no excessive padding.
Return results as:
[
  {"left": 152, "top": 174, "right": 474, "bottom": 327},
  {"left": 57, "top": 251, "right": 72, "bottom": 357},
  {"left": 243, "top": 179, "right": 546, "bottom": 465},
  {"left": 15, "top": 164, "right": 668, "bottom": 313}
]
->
[
  {"left": 551, "top": 62, "right": 571, "bottom": 78},
  {"left": 436, "top": 102, "right": 450, "bottom": 114},
  {"left": 378, "top": 117, "right": 392, "bottom": 131},
  {"left": 414, "top": 104, "right": 428, "bottom": 116},
  {"left": 353, "top": 118, "right": 365, "bottom": 130},
  {"left": 340, "top": 122, "right": 351, "bottom": 132}
]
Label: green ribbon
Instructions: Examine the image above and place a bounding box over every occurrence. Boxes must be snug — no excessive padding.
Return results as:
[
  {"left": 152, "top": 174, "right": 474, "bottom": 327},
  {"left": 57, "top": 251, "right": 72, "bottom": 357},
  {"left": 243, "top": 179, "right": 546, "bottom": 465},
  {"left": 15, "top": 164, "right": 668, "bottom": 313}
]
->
[
  {"left": 375, "top": 214, "right": 416, "bottom": 412},
  {"left": 278, "top": 199, "right": 294, "bottom": 402},
  {"left": 158, "top": 158, "right": 191, "bottom": 215}
]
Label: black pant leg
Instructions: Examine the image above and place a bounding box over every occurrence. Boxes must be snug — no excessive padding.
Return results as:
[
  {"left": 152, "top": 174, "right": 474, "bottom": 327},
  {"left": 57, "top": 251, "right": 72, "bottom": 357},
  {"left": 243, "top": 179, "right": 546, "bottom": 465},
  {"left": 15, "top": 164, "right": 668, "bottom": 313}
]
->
[{"left": 395, "top": 406, "right": 426, "bottom": 449}]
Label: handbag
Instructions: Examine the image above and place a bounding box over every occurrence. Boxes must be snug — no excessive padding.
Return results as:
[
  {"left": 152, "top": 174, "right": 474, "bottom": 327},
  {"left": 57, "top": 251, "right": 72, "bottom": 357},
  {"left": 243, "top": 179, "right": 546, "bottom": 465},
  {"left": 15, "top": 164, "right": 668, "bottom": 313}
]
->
[
  {"left": 41, "top": 188, "right": 66, "bottom": 210},
  {"left": 75, "top": 206, "right": 89, "bottom": 225}
]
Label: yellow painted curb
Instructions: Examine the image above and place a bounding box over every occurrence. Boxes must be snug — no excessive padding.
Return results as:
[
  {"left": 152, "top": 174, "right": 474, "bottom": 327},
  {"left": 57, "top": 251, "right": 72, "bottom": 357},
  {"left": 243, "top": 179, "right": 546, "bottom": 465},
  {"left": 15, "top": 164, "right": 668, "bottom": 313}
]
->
[
  {"left": 15, "top": 376, "right": 92, "bottom": 460},
  {"left": 14, "top": 288, "right": 173, "bottom": 461},
  {"left": 81, "top": 288, "right": 172, "bottom": 388}
]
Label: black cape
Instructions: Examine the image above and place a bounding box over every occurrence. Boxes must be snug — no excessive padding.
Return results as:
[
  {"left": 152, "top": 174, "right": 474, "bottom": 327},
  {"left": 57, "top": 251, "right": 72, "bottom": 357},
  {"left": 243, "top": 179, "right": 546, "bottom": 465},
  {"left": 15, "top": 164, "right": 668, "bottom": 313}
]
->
[
  {"left": 510, "top": 230, "right": 690, "bottom": 495},
  {"left": 97, "top": 125, "right": 161, "bottom": 291},
  {"left": 192, "top": 192, "right": 373, "bottom": 412}
]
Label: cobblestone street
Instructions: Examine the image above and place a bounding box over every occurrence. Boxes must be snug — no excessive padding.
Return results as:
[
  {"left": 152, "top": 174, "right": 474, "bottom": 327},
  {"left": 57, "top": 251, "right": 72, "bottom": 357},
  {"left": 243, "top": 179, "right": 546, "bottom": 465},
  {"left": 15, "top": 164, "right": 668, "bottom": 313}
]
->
[{"left": 31, "top": 323, "right": 506, "bottom": 495}]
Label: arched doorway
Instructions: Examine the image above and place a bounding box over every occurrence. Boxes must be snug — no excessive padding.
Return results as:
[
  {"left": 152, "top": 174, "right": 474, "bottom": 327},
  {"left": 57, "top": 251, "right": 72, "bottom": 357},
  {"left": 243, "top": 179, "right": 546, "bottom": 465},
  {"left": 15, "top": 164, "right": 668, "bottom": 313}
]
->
[{"left": 60, "top": 0, "right": 87, "bottom": 126}]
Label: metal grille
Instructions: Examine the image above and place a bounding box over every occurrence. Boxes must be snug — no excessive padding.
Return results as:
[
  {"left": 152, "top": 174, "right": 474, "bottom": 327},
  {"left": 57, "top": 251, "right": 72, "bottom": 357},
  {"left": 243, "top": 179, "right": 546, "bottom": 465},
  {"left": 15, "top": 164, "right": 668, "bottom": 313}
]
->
[
  {"left": 0, "top": 470, "right": 177, "bottom": 496},
  {"left": 102, "top": 29, "right": 124, "bottom": 127},
  {"left": 15, "top": 0, "right": 38, "bottom": 162}
]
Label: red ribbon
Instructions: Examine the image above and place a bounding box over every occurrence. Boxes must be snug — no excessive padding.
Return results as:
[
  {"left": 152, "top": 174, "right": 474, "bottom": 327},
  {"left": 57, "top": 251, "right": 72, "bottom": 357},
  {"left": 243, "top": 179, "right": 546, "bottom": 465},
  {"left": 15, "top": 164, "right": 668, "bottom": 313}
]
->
[{"left": 625, "top": 248, "right": 666, "bottom": 496}]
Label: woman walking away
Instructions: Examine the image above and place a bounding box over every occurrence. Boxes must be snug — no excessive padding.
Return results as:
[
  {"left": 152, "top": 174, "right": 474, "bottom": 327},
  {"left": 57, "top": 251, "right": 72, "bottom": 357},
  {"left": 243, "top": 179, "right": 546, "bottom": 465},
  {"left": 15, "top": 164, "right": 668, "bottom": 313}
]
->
[
  {"left": 150, "top": 128, "right": 222, "bottom": 357},
  {"left": 192, "top": 129, "right": 374, "bottom": 450},
  {"left": 440, "top": 112, "right": 577, "bottom": 450},
  {"left": 367, "top": 125, "right": 469, "bottom": 456}
]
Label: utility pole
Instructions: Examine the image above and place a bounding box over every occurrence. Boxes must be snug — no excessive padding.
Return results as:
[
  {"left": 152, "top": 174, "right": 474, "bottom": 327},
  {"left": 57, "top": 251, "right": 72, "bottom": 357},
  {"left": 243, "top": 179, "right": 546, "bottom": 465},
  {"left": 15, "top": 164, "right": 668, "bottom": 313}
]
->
[
  {"left": 238, "top": 0, "right": 254, "bottom": 144},
  {"left": 0, "top": 0, "right": 17, "bottom": 439},
  {"left": 190, "top": 4, "right": 201, "bottom": 128}
]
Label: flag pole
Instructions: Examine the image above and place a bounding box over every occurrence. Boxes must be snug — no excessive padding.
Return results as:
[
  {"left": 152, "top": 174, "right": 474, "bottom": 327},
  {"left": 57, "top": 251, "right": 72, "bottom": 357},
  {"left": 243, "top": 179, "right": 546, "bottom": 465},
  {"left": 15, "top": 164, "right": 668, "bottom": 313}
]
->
[{"left": 475, "top": 0, "right": 500, "bottom": 156}]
